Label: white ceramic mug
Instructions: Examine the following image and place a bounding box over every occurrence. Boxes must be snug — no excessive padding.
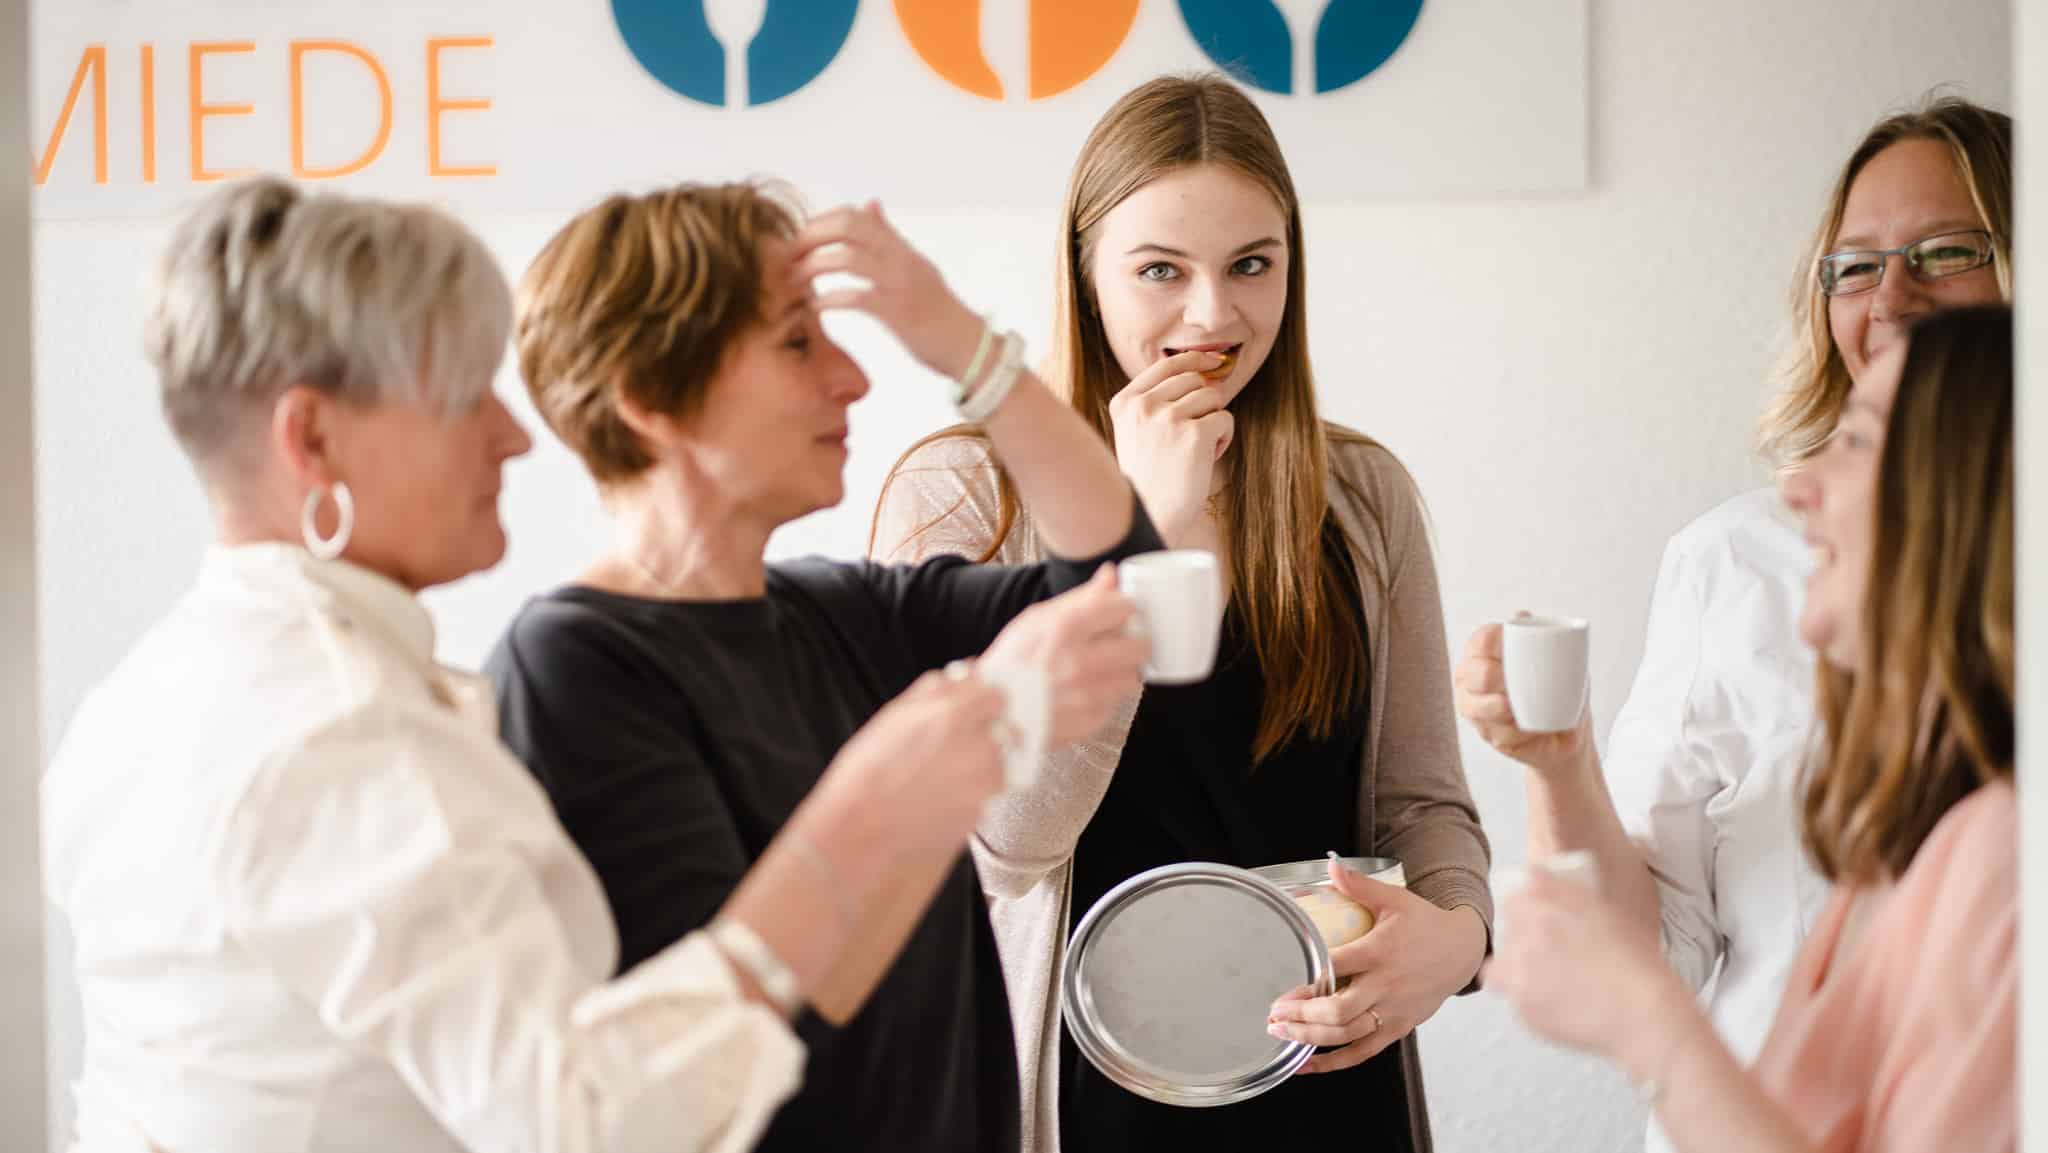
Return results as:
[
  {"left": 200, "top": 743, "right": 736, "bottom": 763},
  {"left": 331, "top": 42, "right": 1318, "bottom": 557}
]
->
[
  {"left": 1490, "top": 849, "right": 1601, "bottom": 951},
  {"left": 1118, "top": 550, "right": 1224, "bottom": 684},
  {"left": 1501, "top": 615, "right": 1589, "bottom": 733}
]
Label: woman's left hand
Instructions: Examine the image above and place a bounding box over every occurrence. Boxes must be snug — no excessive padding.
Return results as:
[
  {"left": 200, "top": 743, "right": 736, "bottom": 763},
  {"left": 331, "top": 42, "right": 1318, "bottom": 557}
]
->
[
  {"left": 788, "top": 202, "right": 982, "bottom": 382},
  {"left": 1479, "top": 869, "right": 1695, "bottom": 1071},
  {"left": 1265, "top": 860, "right": 1488, "bottom": 1074}
]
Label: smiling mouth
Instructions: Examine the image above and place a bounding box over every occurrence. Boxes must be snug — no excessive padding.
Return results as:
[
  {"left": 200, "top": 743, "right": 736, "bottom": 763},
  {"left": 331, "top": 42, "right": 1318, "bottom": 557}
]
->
[{"left": 1166, "top": 343, "right": 1242, "bottom": 381}]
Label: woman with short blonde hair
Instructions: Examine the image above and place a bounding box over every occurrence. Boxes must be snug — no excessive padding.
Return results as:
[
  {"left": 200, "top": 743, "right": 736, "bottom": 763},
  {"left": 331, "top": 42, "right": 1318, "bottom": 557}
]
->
[{"left": 45, "top": 175, "right": 1033, "bottom": 1153}]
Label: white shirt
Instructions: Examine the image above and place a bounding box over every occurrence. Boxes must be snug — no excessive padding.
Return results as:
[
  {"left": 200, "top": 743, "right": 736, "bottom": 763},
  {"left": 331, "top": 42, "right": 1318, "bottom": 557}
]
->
[
  {"left": 1604, "top": 490, "right": 1834, "bottom": 1151},
  {"left": 43, "top": 545, "right": 805, "bottom": 1153}
]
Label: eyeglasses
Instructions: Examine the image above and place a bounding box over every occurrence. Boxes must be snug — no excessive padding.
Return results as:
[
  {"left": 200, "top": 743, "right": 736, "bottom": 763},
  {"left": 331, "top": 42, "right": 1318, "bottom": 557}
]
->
[{"left": 1817, "top": 229, "right": 1997, "bottom": 297}]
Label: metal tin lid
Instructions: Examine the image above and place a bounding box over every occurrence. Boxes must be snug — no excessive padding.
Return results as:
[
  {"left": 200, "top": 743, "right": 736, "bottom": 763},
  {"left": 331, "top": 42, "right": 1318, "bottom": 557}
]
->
[
  {"left": 1060, "top": 862, "right": 1333, "bottom": 1107},
  {"left": 1248, "top": 856, "right": 1405, "bottom": 893}
]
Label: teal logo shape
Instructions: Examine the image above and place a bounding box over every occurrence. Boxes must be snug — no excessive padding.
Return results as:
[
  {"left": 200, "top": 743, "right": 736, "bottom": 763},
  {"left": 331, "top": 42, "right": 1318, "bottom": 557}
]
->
[
  {"left": 1178, "top": 0, "right": 1424, "bottom": 95},
  {"left": 612, "top": 0, "right": 862, "bottom": 106}
]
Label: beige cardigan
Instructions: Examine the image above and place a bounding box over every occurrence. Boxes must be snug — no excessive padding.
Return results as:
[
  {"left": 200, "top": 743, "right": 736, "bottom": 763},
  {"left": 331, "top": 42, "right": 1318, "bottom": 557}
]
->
[{"left": 872, "top": 429, "right": 1494, "bottom": 1153}]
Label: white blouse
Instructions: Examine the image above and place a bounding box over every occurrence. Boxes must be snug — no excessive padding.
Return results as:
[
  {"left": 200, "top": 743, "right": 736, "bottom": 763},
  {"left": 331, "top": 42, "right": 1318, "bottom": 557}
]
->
[
  {"left": 1603, "top": 489, "right": 1834, "bottom": 1152},
  {"left": 42, "top": 545, "right": 805, "bottom": 1153}
]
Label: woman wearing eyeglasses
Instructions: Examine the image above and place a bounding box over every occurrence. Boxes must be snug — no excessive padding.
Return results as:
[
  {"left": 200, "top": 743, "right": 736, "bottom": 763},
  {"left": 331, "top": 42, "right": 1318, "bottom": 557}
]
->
[{"left": 1455, "top": 96, "right": 2009, "bottom": 1153}]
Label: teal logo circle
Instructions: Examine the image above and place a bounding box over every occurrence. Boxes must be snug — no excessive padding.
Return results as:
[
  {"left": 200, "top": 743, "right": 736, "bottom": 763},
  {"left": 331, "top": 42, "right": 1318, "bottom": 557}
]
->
[
  {"left": 1178, "top": 0, "right": 1424, "bottom": 95},
  {"left": 611, "top": 0, "right": 861, "bottom": 106}
]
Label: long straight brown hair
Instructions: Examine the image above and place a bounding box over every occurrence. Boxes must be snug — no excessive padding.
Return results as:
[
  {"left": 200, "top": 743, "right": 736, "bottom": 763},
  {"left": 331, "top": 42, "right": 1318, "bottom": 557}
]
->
[
  {"left": 1805, "top": 306, "right": 2014, "bottom": 884},
  {"left": 875, "top": 74, "right": 1374, "bottom": 763}
]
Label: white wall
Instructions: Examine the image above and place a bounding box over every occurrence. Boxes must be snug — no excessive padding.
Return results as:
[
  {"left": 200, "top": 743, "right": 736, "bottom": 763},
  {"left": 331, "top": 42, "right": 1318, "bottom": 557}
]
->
[
  {"left": 31, "top": 2, "right": 2012, "bottom": 1151},
  {"left": 5, "top": 0, "right": 51, "bottom": 1145}
]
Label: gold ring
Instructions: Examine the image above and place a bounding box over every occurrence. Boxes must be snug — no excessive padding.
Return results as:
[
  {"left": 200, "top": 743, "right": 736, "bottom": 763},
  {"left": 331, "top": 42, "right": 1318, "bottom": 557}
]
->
[{"left": 1366, "top": 1007, "right": 1384, "bottom": 1034}]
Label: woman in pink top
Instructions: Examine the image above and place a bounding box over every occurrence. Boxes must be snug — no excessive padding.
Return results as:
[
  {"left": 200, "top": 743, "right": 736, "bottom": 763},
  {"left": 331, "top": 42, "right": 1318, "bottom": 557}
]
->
[{"left": 1486, "top": 304, "right": 2015, "bottom": 1153}]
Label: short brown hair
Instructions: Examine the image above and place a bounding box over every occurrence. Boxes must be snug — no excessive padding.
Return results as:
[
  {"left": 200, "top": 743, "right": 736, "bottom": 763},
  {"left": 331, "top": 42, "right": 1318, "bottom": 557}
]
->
[
  {"left": 1761, "top": 95, "right": 2012, "bottom": 469},
  {"left": 1805, "top": 306, "right": 2013, "bottom": 884},
  {"left": 515, "top": 182, "right": 801, "bottom": 483}
]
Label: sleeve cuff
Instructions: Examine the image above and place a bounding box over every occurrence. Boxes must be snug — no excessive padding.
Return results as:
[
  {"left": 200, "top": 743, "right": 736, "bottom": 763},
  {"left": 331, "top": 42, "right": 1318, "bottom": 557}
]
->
[
  {"left": 1050, "top": 487, "right": 1165, "bottom": 568},
  {"left": 1405, "top": 869, "right": 1495, "bottom": 997}
]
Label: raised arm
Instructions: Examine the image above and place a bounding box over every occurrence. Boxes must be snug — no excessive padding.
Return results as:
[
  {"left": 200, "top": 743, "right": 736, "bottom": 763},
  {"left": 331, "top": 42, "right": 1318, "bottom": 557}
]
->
[{"left": 790, "top": 202, "right": 1144, "bottom": 559}]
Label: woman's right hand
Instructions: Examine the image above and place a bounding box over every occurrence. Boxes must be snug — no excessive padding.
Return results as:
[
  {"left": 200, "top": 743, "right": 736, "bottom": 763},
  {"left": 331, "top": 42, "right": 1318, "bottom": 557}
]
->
[
  {"left": 816, "top": 670, "right": 1008, "bottom": 857},
  {"left": 1109, "top": 350, "right": 1235, "bottom": 549},
  {"left": 1454, "top": 621, "right": 1594, "bottom": 778},
  {"left": 787, "top": 202, "right": 984, "bottom": 384},
  {"left": 979, "top": 565, "right": 1148, "bottom": 747}
]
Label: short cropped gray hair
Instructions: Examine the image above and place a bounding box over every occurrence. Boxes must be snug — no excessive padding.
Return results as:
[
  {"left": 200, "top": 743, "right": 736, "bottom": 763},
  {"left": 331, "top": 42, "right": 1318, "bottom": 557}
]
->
[{"left": 145, "top": 175, "right": 512, "bottom": 469}]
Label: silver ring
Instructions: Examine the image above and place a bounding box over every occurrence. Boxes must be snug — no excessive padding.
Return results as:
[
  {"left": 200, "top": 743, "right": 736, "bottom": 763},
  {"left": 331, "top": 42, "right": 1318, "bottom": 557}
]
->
[{"left": 1366, "top": 1007, "right": 1383, "bottom": 1035}]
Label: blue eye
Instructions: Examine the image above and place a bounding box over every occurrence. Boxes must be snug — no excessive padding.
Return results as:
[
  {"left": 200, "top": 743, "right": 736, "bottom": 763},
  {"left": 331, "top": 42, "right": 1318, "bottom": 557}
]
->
[
  {"left": 1232, "top": 255, "right": 1273, "bottom": 276},
  {"left": 1138, "top": 263, "right": 1180, "bottom": 283}
]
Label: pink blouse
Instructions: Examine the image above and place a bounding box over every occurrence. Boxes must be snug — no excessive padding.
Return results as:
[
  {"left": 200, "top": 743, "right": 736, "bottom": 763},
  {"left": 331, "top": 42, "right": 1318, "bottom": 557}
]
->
[{"left": 1751, "top": 779, "right": 2016, "bottom": 1153}]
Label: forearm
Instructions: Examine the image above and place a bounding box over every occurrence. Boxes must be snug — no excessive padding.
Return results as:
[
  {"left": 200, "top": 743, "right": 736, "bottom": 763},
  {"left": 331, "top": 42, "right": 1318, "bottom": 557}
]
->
[
  {"left": 979, "top": 374, "right": 1134, "bottom": 558},
  {"left": 718, "top": 787, "right": 915, "bottom": 1020},
  {"left": 1524, "top": 750, "right": 1663, "bottom": 942},
  {"left": 973, "top": 698, "right": 1135, "bottom": 898},
  {"left": 807, "top": 841, "right": 960, "bottom": 1023},
  {"left": 907, "top": 301, "right": 1132, "bottom": 559},
  {"left": 1622, "top": 987, "right": 1814, "bottom": 1153}
]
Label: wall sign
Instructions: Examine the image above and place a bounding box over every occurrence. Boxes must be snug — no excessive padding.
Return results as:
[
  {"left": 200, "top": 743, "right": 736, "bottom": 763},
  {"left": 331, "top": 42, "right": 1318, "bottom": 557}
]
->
[{"left": 30, "top": 0, "right": 1586, "bottom": 220}]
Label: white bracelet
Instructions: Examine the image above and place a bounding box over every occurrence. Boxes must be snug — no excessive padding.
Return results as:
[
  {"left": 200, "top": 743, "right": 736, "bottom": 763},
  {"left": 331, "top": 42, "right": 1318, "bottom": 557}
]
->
[
  {"left": 959, "top": 331, "right": 1024, "bottom": 423},
  {"left": 707, "top": 917, "right": 802, "bottom": 1016},
  {"left": 952, "top": 316, "right": 997, "bottom": 410}
]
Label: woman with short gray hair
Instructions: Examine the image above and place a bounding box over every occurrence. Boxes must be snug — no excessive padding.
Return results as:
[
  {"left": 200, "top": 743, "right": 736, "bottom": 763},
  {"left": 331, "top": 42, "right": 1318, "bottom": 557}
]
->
[{"left": 41, "top": 175, "right": 1030, "bottom": 1153}]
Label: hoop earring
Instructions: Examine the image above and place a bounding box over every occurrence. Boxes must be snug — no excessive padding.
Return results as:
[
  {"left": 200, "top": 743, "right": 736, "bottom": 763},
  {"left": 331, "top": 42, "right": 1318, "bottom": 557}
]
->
[{"left": 301, "top": 481, "right": 355, "bottom": 561}]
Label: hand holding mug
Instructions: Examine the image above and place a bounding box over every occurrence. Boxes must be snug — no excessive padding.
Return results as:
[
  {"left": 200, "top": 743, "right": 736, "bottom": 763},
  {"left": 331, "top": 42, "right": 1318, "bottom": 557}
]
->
[
  {"left": 980, "top": 566, "right": 1149, "bottom": 746},
  {"left": 1454, "top": 616, "right": 1592, "bottom": 778},
  {"left": 812, "top": 670, "right": 1007, "bottom": 859},
  {"left": 1481, "top": 869, "right": 1696, "bottom": 1075}
]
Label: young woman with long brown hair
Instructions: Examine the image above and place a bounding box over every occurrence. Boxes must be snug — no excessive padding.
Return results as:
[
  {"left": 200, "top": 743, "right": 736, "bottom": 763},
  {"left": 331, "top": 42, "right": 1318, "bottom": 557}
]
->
[
  {"left": 872, "top": 74, "right": 1491, "bottom": 1152},
  {"left": 1487, "top": 305, "right": 2016, "bottom": 1153}
]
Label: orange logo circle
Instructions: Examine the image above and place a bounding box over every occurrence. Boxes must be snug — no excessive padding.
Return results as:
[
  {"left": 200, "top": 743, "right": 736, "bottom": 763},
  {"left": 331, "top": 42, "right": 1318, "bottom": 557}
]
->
[{"left": 893, "top": 0, "right": 1141, "bottom": 101}]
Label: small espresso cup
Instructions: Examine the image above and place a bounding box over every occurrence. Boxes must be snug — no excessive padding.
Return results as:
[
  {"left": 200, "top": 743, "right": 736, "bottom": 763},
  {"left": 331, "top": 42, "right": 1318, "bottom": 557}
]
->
[
  {"left": 1501, "top": 615, "right": 1589, "bottom": 733},
  {"left": 1118, "top": 550, "right": 1224, "bottom": 684}
]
